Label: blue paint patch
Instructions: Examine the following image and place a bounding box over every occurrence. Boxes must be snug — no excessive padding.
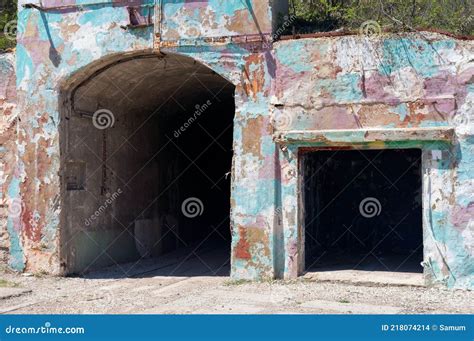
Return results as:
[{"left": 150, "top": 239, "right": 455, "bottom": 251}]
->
[
  {"left": 379, "top": 38, "right": 449, "bottom": 78},
  {"left": 6, "top": 177, "right": 25, "bottom": 271},
  {"left": 15, "top": 44, "right": 34, "bottom": 87},
  {"left": 314, "top": 73, "right": 363, "bottom": 103},
  {"left": 275, "top": 41, "right": 312, "bottom": 73},
  {"left": 78, "top": 7, "right": 127, "bottom": 26},
  {"left": 393, "top": 103, "right": 408, "bottom": 121}
]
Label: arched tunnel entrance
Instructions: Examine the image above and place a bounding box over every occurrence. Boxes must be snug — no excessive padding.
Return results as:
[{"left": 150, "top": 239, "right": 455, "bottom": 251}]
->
[{"left": 59, "top": 53, "right": 235, "bottom": 276}]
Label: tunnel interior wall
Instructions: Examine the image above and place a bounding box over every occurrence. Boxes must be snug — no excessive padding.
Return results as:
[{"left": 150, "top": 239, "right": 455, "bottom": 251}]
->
[{"left": 61, "top": 55, "right": 235, "bottom": 273}]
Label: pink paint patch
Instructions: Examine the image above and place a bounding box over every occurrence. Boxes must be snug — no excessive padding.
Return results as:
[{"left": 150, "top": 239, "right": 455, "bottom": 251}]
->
[
  {"left": 459, "top": 67, "right": 474, "bottom": 85},
  {"left": 258, "top": 154, "right": 278, "bottom": 180},
  {"left": 42, "top": 0, "right": 76, "bottom": 6},
  {"left": 451, "top": 203, "right": 474, "bottom": 229},
  {"left": 364, "top": 72, "right": 393, "bottom": 101},
  {"left": 424, "top": 72, "right": 457, "bottom": 97},
  {"left": 431, "top": 98, "right": 456, "bottom": 116},
  {"left": 183, "top": 0, "right": 209, "bottom": 10},
  {"left": 307, "top": 106, "right": 358, "bottom": 130}
]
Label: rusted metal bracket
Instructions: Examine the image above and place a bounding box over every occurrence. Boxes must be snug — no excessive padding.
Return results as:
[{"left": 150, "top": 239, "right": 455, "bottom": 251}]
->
[
  {"left": 121, "top": 5, "right": 153, "bottom": 30},
  {"left": 121, "top": 23, "right": 153, "bottom": 30}
]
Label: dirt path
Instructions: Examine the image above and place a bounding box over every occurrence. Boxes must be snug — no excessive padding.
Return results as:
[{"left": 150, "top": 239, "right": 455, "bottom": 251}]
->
[{"left": 0, "top": 249, "right": 472, "bottom": 314}]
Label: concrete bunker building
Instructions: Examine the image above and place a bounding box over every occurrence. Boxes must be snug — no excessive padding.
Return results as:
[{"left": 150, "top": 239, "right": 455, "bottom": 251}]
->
[{"left": 0, "top": 0, "right": 472, "bottom": 289}]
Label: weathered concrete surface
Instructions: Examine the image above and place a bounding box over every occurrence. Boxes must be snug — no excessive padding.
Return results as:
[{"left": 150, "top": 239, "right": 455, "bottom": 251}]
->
[
  {"left": 159, "top": 0, "right": 273, "bottom": 42},
  {"left": 303, "top": 270, "right": 424, "bottom": 287},
  {"left": 298, "top": 300, "right": 402, "bottom": 314},
  {"left": 0, "top": 250, "right": 472, "bottom": 314},
  {"left": 0, "top": 52, "right": 17, "bottom": 269},
  {"left": 271, "top": 34, "right": 473, "bottom": 289},
  {"left": 1, "top": 0, "right": 472, "bottom": 289},
  {"left": 0, "top": 287, "right": 31, "bottom": 300}
]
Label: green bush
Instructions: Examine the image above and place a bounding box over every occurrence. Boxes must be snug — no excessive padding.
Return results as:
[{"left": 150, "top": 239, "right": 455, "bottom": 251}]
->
[
  {"left": 0, "top": 0, "right": 472, "bottom": 51},
  {"left": 0, "top": 0, "right": 17, "bottom": 51},
  {"left": 289, "top": 0, "right": 473, "bottom": 35}
]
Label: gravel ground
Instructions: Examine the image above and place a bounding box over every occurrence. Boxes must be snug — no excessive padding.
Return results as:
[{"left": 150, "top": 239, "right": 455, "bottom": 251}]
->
[{"left": 0, "top": 250, "right": 472, "bottom": 314}]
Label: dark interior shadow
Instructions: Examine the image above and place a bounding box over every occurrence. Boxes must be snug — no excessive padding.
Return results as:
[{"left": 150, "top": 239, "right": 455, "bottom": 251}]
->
[
  {"left": 303, "top": 148, "right": 424, "bottom": 274},
  {"left": 79, "top": 237, "right": 231, "bottom": 280},
  {"left": 306, "top": 251, "right": 423, "bottom": 274}
]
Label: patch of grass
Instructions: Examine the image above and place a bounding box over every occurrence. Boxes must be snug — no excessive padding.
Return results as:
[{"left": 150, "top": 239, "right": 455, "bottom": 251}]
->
[
  {"left": 0, "top": 279, "right": 19, "bottom": 288},
  {"left": 223, "top": 279, "right": 252, "bottom": 286},
  {"left": 225, "top": 278, "right": 304, "bottom": 286},
  {"left": 33, "top": 270, "right": 49, "bottom": 278}
]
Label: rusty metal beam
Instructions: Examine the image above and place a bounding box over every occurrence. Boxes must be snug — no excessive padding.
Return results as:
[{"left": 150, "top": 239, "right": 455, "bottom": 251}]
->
[
  {"left": 274, "top": 127, "right": 455, "bottom": 145},
  {"left": 23, "top": 2, "right": 154, "bottom": 12},
  {"left": 279, "top": 29, "right": 474, "bottom": 42}
]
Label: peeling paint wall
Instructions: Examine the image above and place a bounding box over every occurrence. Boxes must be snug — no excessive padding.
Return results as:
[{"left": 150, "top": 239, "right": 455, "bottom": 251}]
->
[
  {"left": 271, "top": 35, "right": 473, "bottom": 288},
  {"left": 11, "top": 0, "right": 283, "bottom": 276},
  {"left": 159, "top": 0, "right": 273, "bottom": 41},
  {"left": 4, "top": 0, "right": 473, "bottom": 288},
  {"left": 0, "top": 52, "right": 17, "bottom": 268},
  {"left": 15, "top": 0, "right": 155, "bottom": 274}
]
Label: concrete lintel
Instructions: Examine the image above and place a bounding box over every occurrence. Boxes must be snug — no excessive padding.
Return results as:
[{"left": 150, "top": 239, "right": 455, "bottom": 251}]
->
[{"left": 274, "top": 127, "right": 455, "bottom": 145}]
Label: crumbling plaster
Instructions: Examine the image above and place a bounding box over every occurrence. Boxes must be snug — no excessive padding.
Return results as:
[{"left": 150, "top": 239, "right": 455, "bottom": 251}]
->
[
  {"left": 0, "top": 52, "right": 17, "bottom": 267},
  {"left": 2, "top": 0, "right": 472, "bottom": 288},
  {"left": 271, "top": 36, "right": 473, "bottom": 288}
]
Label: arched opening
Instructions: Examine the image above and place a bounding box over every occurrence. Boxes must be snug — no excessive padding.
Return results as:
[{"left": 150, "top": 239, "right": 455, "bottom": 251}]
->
[{"left": 59, "top": 52, "right": 235, "bottom": 276}]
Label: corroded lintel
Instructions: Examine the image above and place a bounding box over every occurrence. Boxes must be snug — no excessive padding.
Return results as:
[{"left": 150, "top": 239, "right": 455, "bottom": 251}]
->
[
  {"left": 274, "top": 127, "right": 455, "bottom": 145},
  {"left": 156, "top": 33, "right": 272, "bottom": 49}
]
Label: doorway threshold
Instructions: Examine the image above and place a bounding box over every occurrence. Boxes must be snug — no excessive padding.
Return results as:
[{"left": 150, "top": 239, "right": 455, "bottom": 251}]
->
[{"left": 303, "top": 269, "right": 424, "bottom": 287}]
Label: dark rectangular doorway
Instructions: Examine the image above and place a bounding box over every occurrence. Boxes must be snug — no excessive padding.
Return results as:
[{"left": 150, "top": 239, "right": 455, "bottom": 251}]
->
[{"left": 302, "top": 149, "right": 423, "bottom": 274}]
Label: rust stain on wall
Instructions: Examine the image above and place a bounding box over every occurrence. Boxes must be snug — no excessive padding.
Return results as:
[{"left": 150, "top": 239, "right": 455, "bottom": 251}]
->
[
  {"left": 235, "top": 225, "right": 251, "bottom": 260},
  {"left": 242, "top": 116, "right": 265, "bottom": 160}
]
